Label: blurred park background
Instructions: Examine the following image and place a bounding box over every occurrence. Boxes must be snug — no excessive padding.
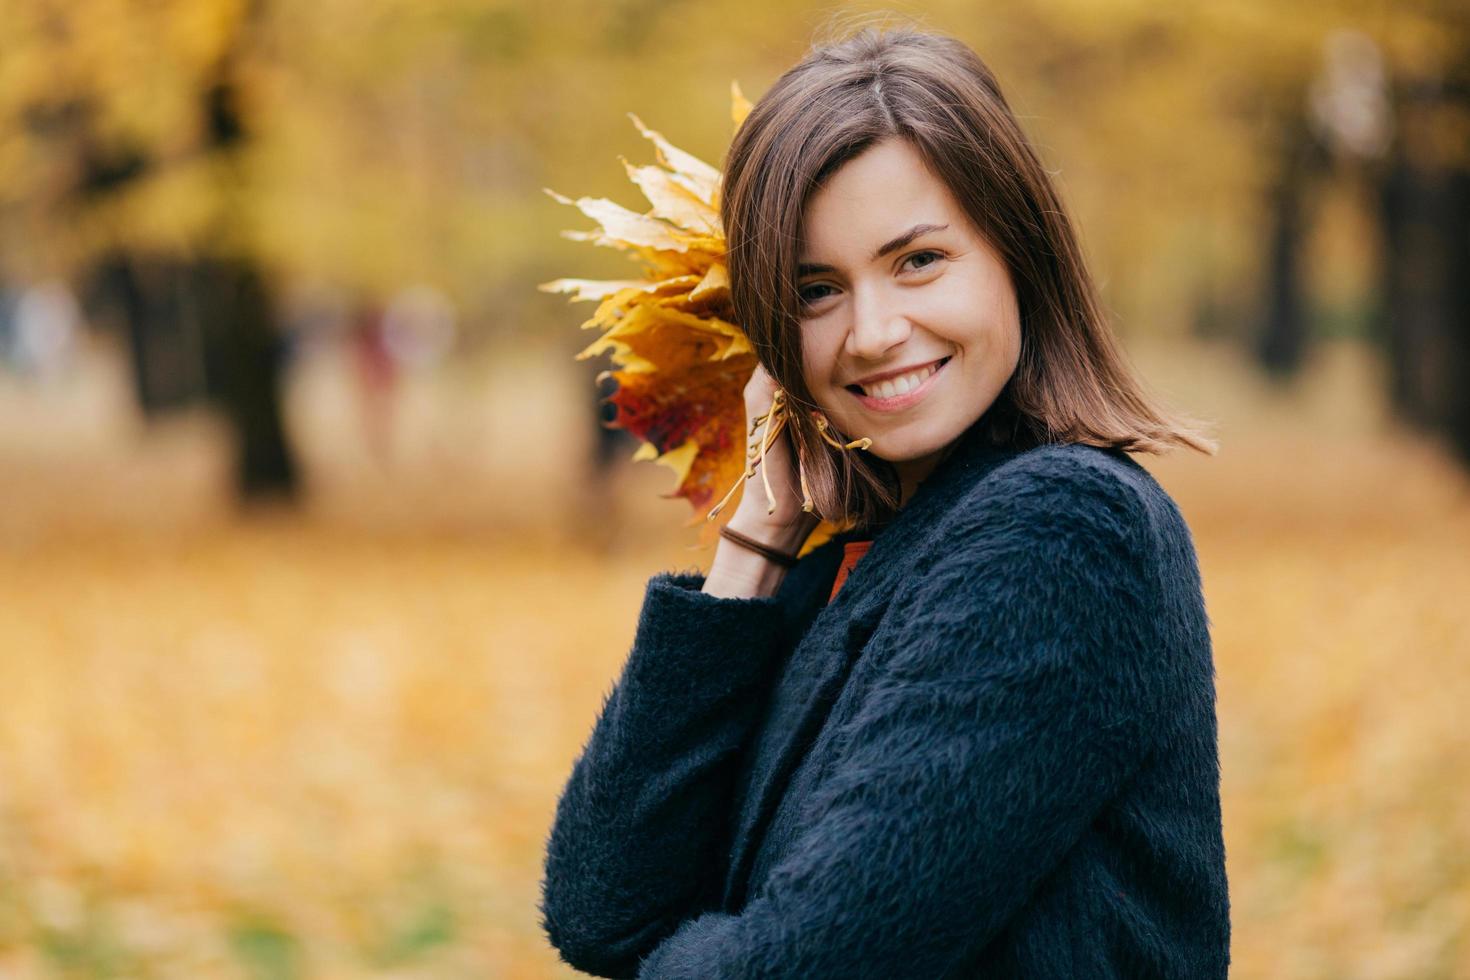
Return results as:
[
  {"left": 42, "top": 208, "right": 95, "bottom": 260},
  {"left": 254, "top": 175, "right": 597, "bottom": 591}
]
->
[{"left": 2, "top": 1, "right": 1469, "bottom": 977}]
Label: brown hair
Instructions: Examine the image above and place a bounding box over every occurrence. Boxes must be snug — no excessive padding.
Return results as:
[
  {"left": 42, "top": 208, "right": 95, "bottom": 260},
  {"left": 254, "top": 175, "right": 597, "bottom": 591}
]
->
[{"left": 720, "top": 21, "right": 1217, "bottom": 532}]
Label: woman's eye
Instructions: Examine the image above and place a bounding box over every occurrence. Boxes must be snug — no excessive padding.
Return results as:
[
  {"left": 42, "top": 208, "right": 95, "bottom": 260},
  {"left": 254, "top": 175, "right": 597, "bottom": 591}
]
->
[
  {"left": 798, "top": 283, "right": 836, "bottom": 307},
  {"left": 902, "top": 250, "right": 944, "bottom": 272}
]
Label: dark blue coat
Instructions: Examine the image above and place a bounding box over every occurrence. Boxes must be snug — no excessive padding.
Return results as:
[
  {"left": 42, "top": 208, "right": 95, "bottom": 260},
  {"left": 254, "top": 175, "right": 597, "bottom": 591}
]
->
[{"left": 540, "top": 421, "right": 1230, "bottom": 978}]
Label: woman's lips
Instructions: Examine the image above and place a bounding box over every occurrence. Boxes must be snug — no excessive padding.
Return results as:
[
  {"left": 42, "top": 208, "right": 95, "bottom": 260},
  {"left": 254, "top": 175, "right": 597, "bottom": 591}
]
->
[{"left": 847, "top": 356, "right": 950, "bottom": 413}]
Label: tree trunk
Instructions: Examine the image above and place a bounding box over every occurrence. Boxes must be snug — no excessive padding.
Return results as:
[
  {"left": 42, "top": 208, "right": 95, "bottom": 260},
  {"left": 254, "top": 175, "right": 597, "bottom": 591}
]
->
[
  {"left": 196, "top": 256, "right": 299, "bottom": 503},
  {"left": 1375, "top": 64, "right": 1470, "bottom": 459},
  {"left": 1256, "top": 115, "right": 1317, "bottom": 378}
]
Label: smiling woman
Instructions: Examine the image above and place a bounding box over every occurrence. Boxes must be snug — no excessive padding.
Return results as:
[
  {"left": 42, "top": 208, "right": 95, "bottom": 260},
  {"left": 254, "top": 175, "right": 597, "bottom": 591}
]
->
[{"left": 541, "top": 21, "right": 1230, "bottom": 980}]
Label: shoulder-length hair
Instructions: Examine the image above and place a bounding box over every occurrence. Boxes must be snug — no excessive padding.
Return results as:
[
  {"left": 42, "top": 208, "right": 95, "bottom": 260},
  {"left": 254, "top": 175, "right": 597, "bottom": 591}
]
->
[{"left": 720, "top": 23, "right": 1217, "bottom": 532}]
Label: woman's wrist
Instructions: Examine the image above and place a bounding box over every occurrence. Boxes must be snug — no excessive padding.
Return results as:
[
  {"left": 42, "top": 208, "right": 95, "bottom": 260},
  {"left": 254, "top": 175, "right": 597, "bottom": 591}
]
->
[
  {"left": 724, "top": 507, "right": 820, "bottom": 556},
  {"left": 702, "top": 511, "right": 819, "bottom": 599},
  {"left": 720, "top": 524, "right": 799, "bottom": 567}
]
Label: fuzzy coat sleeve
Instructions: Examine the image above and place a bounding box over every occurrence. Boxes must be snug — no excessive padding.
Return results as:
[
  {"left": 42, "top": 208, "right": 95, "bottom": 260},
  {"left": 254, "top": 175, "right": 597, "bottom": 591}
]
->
[
  {"left": 635, "top": 462, "right": 1177, "bottom": 979},
  {"left": 539, "top": 571, "right": 795, "bottom": 978}
]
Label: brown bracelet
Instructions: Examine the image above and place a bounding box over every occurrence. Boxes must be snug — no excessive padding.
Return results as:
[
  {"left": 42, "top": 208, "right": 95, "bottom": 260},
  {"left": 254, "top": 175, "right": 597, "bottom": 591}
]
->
[{"left": 718, "top": 524, "right": 800, "bottom": 567}]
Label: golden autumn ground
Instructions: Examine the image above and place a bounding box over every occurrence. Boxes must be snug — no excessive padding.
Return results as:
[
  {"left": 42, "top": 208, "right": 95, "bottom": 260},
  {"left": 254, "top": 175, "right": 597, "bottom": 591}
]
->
[{"left": 1, "top": 337, "right": 1468, "bottom": 979}]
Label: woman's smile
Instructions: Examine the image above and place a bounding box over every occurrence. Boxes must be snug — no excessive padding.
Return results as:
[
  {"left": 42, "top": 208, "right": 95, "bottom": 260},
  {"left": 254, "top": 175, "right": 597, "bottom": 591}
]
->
[{"left": 846, "top": 355, "right": 951, "bottom": 413}]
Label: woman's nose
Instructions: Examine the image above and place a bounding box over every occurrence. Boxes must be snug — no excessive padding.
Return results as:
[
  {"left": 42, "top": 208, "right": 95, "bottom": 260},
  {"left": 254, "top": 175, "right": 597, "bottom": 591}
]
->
[{"left": 845, "top": 294, "right": 911, "bottom": 361}]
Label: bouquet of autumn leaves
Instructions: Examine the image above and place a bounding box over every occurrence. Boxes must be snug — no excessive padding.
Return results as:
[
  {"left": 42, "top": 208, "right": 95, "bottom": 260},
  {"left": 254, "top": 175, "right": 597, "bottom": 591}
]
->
[{"left": 539, "top": 84, "right": 837, "bottom": 555}]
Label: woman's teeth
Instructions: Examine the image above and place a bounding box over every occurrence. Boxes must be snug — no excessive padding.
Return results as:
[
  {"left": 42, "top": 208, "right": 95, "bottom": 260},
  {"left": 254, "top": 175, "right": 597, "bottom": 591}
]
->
[{"left": 856, "top": 360, "right": 942, "bottom": 399}]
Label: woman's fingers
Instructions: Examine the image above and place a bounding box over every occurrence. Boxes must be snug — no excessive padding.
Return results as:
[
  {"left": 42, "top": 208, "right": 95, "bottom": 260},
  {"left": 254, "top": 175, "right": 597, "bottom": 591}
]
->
[{"left": 731, "top": 365, "right": 813, "bottom": 528}]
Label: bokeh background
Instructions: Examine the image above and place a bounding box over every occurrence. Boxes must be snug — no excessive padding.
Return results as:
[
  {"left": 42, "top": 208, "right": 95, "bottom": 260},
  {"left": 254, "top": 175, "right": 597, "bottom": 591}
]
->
[{"left": 3, "top": 1, "right": 1469, "bottom": 977}]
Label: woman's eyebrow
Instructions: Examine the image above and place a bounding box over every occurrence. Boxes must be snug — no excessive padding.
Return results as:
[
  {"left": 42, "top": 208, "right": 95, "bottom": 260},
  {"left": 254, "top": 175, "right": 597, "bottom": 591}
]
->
[{"left": 797, "top": 223, "right": 950, "bottom": 276}]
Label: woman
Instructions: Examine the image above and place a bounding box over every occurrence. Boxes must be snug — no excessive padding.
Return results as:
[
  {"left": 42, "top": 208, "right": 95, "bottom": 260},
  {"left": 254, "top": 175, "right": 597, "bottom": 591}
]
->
[{"left": 541, "top": 24, "right": 1229, "bottom": 979}]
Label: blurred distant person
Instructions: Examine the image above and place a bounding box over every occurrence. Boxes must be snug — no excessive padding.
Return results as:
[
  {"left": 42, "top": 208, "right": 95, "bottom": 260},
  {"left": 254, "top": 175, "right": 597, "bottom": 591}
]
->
[
  {"left": 349, "top": 304, "right": 397, "bottom": 466},
  {"left": 350, "top": 285, "right": 457, "bottom": 465},
  {"left": 382, "top": 284, "right": 456, "bottom": 371},
  {"left": 8, "top": 281, "right": 81, "bottom": 382},
  {"left": 573, "top": 365, "right": 634, "bottom": 553},
  {"left": 0, "top": 284, "right": 15, "bottom": 373}
]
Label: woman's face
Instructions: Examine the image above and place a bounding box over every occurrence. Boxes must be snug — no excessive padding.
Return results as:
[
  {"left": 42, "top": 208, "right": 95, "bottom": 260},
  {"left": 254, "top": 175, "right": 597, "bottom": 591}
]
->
[{"left": 796, "top": 137, "right": 1022, "bottom": 489}]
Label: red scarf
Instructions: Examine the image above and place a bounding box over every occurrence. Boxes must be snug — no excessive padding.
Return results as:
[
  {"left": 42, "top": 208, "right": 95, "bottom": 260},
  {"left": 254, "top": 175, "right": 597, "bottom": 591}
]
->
[{"left": 827, "top": 540, "right": 874, "bottom": 603}]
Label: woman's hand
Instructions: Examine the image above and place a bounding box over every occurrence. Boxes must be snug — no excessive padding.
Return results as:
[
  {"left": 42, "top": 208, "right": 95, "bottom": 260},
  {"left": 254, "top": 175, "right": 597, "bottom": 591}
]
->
[
  {"left": 726, "top": 364, "right": 822, "bottom": 546},
  {"left": 703, "top": 365, "right": 822, "bottom": 599}
]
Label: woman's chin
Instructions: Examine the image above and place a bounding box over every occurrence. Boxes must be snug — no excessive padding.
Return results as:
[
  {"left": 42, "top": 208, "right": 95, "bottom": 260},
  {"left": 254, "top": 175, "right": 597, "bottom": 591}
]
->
[
  {"left": 824, "top": 411, "right": 954, "bottom": 465},
  {"left": 865, "top": 438, "right": 942, "bottom": 466}
]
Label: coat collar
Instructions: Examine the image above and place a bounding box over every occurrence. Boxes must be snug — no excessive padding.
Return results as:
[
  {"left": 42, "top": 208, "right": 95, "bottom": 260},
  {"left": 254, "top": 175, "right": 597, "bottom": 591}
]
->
[{"left": 839, "top": 420, "right": 1022, "bottom": 546}]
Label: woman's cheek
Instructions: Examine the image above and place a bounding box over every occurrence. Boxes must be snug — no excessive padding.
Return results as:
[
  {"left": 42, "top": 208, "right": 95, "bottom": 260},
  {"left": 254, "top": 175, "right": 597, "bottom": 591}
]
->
[{"left": 800, "top": 338, "right": 831, "bottom": 392}]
